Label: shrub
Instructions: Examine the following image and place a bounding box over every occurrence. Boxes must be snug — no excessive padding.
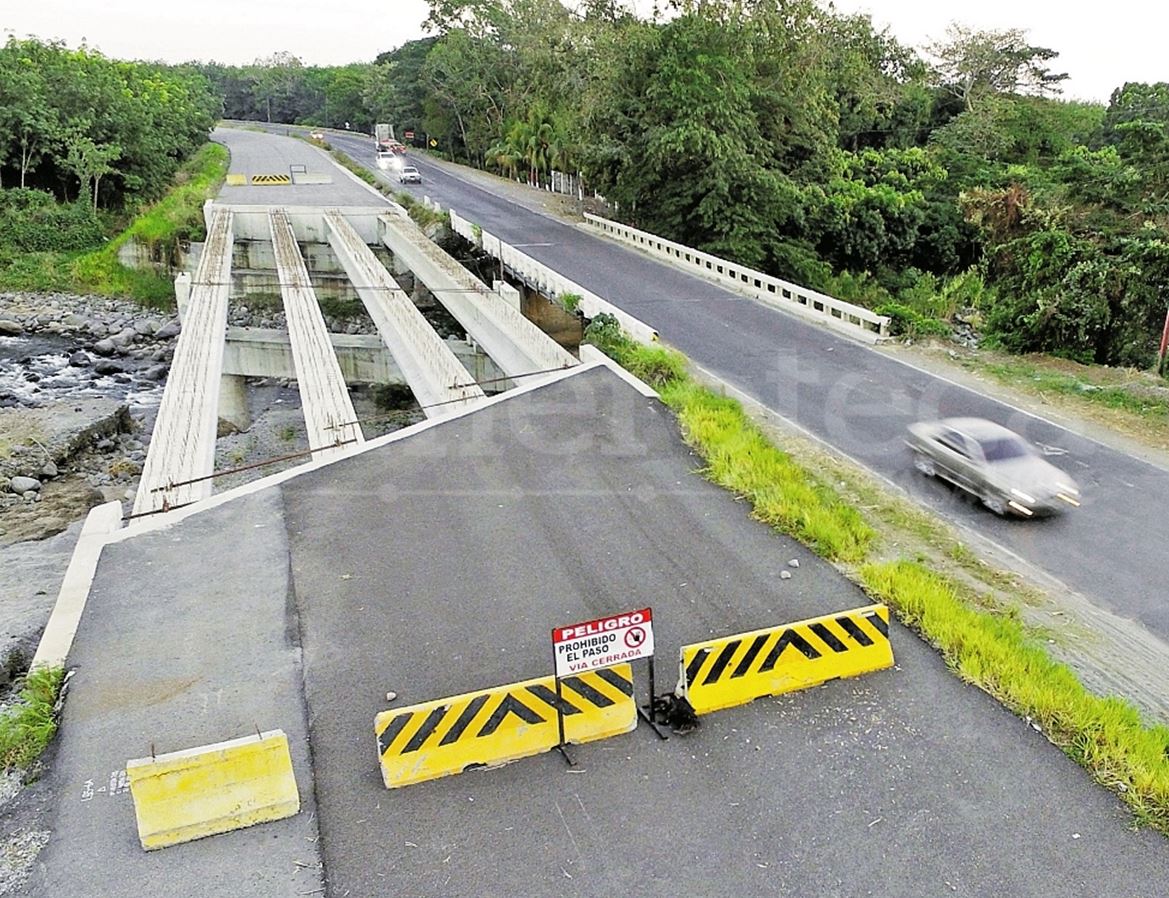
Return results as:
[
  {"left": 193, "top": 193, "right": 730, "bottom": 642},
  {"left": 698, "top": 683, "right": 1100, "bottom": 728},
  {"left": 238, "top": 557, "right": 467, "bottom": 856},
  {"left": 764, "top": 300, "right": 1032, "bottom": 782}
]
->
[
  {"left": 875, "top": 302, "right": 952, "bottom": 338},
  {"left": 0, "top": 190, "right": 105, "bottom": 252}
]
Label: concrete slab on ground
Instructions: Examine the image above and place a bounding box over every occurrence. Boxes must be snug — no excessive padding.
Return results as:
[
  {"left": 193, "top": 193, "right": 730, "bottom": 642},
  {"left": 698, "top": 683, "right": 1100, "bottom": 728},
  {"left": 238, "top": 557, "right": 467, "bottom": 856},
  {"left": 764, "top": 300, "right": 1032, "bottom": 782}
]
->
[
  {"left": 213, "top": 127, "right": 383, "bottom": 207},
  {"left": 25, "top": 489, "right": 323, "bottom": 898}
]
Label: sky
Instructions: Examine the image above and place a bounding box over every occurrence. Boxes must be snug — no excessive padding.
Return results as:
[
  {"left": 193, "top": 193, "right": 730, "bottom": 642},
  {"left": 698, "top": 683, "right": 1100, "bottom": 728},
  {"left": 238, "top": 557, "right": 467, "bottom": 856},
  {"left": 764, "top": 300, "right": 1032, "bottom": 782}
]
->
[{"left": 2, "top": 1, "right": 1164, "bottom": 104}]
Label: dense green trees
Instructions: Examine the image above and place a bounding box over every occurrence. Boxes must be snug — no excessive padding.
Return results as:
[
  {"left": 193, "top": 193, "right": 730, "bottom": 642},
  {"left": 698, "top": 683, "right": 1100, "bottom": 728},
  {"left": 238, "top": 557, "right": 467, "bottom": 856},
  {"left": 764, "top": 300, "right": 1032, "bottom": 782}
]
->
[{"left": 0, "top": 38, "right": 217, "bottom": 210}]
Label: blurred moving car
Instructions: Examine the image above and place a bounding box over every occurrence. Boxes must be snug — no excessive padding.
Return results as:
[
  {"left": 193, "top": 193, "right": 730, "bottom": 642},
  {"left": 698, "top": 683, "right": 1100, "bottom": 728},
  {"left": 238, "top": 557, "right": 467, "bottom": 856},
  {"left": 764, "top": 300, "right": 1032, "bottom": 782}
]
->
[
  {"left": 309, "top": 130, "right": 324, "bottom": 140},
  {"left": 398, "top": 165, "right": 422, "bottom": 184},
  {"left": 906, "top": 417, "right": 1081, "bottom": 517}
]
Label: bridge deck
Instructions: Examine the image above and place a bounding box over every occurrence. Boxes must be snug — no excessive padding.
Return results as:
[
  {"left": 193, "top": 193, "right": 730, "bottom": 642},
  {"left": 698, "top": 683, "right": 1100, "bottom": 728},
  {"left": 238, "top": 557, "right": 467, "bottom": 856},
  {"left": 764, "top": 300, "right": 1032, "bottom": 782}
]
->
[
  {"left": 379, "top": 211, "right": 577, "bottom": 379},
  {"left": 132, "top": 207, "right": 234, "bottom": 518},
  {"left": 269, "top": 208, "right": 364, "bottom": 460},
  {"left": 325, "top": 209, "right": 485, "bottom": 417}
]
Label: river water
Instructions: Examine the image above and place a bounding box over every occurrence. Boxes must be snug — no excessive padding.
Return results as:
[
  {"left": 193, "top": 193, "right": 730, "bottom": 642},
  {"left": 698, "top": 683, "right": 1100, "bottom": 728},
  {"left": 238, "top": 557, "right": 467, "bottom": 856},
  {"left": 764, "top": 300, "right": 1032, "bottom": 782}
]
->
[{"left": 0, "top": 333, "right": 165, "bottom": 416}]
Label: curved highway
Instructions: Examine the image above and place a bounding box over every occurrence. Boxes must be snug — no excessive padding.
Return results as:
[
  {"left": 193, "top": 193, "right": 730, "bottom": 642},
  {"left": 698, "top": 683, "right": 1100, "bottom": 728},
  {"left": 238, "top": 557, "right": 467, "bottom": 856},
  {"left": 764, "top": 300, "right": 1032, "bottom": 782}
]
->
[{"left": 319, "top": 128, "right": 1167, "bottom": 640}]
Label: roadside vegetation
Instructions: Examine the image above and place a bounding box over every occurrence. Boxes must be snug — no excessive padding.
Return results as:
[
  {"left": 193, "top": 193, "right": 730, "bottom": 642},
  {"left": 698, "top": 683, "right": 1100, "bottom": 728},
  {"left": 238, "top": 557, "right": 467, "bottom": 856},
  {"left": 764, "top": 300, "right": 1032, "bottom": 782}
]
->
[
  {"left": 0, "top": 143, "right": 228, "bottom": 307},
  {"left": 938, "top": 348, "right": 1169, "bottom": 448},
  {"left": 585, "top": 312, "right": 1169, "bottom": 834},
  {"left": 165, "top": 4, "right": 1169, "bottom": 378},
  {"left": 0, "top": 666, "right": 65, "bottom": 773}
]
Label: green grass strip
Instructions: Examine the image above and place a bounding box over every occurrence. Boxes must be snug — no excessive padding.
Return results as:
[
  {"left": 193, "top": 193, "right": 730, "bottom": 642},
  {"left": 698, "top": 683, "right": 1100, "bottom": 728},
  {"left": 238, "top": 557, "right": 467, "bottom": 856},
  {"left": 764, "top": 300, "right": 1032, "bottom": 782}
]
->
[
  {"left": 661, "top": 379, "right": 874, "bottom": 562},
  {"left": 114, "top": 142, "right": 230, "bottom": 252},
  {"left": 0, "top": 666, "right": 65, "bottom": 772},
  {"left": 861, "top": 559, "right": 1169, "bottom": 830},
  {"left": 978, "top": 358, "right": 1169, "bottom": 424}
]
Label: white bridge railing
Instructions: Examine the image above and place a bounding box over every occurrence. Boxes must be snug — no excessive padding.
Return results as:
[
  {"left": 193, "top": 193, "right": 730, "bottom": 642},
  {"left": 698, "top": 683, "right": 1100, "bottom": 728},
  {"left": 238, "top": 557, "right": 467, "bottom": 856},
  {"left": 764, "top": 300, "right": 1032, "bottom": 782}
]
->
[
  {"left": 449, "top": 209, "right": 659, "bottom": 346},
  {"left": 583, "top": 214, "right": 889, "bottom": 341}
]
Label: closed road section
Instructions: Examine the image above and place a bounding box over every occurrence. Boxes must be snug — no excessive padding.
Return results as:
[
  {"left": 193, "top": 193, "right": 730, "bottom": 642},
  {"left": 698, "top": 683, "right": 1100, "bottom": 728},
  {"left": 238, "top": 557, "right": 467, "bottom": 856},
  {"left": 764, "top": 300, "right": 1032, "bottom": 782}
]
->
[{"left": 281, "top": 366, "right": 1168, "bottom": 898}]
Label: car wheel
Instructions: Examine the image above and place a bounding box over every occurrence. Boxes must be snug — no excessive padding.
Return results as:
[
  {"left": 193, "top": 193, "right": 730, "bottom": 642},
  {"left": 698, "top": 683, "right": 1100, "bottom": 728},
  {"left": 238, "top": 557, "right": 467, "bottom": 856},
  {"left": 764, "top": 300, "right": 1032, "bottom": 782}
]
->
[
  {"left": 982, "top": 491, "right": 1008, "bottom": 516},
  {"left": 912, "top": 453, "right": 936, "bottom": 477}
]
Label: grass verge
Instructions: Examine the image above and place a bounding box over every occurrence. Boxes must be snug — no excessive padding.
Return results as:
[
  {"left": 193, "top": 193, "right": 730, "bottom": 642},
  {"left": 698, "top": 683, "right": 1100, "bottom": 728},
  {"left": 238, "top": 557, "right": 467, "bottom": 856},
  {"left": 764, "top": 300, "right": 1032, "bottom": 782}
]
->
[
  {"left": 586, "top": 314, "right": 873, "bottom": 563},
  {"left": 0, "top": 666, "right": 65, "bottom": 772},
  {"left": 585, "top": 313, "right": 1169, "bottom": 835},
  {"left": 947, "top": 349, "right": 1169, "bottom": 447},
  {"left": 861, "top": 560, "right": 1169, "bottom": 830}
]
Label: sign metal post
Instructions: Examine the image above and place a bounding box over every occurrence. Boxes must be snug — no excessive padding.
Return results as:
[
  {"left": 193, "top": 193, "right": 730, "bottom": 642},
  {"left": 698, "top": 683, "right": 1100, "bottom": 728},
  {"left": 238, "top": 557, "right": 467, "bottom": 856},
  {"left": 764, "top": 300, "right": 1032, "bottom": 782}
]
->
[{"left": 551, "top": 630, "right": 575, "bottom": 767}]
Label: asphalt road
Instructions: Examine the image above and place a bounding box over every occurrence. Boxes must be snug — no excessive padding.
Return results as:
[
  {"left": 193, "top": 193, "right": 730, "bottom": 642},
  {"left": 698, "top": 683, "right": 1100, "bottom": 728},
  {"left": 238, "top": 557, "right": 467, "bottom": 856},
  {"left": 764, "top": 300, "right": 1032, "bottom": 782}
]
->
[
  {"left": 281, "top": 366, "right": 1168, "bottom": 897},
  {"left": 315, "top": 128, "right": 1169, "bottom": 641},
  {"left": 213, "top": 126, "right": 387, "bottom": 207}
]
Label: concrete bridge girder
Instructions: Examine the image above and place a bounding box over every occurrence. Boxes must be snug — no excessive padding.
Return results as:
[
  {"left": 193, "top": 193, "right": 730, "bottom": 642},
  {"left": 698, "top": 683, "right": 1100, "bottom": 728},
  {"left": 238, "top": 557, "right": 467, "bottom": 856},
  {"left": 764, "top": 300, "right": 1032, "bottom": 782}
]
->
[
  {"left": 377, "top": 213, "right": 577, "bottom": 383},
  {"left": 134, "top": 207, "right": 235, "bottom": 518},
  {"left": 324, "top": 209, "right": 485, "bottom": 417},
  {"left": 269, "top": 208, "right": 365, "bottom": 460}
]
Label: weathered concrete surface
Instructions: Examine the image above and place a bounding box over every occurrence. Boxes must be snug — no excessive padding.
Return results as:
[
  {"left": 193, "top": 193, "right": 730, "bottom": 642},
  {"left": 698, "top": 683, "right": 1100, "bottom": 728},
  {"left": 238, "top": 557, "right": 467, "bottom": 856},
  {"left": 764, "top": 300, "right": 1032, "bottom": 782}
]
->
[{"left": 25, "top": 489, "right": 322, "bottom": 898}]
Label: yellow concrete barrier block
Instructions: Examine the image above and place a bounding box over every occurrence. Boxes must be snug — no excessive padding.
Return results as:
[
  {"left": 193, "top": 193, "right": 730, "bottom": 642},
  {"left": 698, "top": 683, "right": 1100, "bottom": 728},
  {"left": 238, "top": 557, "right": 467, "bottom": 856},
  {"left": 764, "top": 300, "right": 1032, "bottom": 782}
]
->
[
  {"left": 375, "top": 664, "right": 636, "bottom": 789},
  {"left": 250, "top": 173, "right": 291, "bottom": 185},
  {"left": 225, "top": 173, "right": 246, "bottom": 185},
  {"left": 126, "top": 729, "right": 300, "bottom": 850},
  {"left": 678, "top": 604, "right": 893, "bottom": 715}
]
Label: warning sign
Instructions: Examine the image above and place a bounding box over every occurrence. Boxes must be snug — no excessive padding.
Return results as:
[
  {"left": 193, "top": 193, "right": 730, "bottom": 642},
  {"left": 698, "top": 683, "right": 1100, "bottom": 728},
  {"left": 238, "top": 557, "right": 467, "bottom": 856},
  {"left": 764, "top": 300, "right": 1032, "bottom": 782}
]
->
[{"left": 553, "top": 608, "right": 653, "bottom": 678}]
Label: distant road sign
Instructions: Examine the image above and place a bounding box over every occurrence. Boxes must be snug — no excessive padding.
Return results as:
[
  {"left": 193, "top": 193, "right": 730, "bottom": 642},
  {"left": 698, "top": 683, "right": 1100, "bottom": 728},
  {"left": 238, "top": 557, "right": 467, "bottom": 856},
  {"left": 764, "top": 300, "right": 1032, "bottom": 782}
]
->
[
  {"left": 404, "top": 130, "right": 415, "bottom": 140},
  {"left": 553, "top": 608, "right": 654, "bottom": 678},
  {"left": 429, "top": 138, "right": 438, "bottom": 147}
]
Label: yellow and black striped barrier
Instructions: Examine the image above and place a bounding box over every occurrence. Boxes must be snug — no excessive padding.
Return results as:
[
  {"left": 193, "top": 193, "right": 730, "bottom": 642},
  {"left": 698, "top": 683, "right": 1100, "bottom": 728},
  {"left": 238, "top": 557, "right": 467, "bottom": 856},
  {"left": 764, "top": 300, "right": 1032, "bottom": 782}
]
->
[
  {"left": 250, "top": 173, "right": 291, "bottom": 185},
  {"left": 374, "top": 664, "right": 636, "bottom": 788},
  {"left": 677, "top": 604, "right": 893, "bottom": 715}
]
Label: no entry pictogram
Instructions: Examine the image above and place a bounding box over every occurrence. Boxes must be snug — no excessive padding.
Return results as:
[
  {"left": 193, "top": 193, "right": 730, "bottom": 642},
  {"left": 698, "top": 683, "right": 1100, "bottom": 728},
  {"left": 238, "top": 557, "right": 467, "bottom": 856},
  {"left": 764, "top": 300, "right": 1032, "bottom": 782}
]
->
[{"left": 624, "top": 626, "right": 647, "bottom": 649}]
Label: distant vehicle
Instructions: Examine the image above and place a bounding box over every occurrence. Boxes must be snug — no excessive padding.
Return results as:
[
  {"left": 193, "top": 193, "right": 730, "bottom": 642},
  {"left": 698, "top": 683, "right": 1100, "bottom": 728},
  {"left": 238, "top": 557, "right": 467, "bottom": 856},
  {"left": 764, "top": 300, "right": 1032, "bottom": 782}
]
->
[
  {"left": 374, "top": 122, "right": 393, "bottom": 150},
  {"left": 376, "top": 149, "right": 402, "bottom": 171},
  {"left": 905, "top": 417, "right": 1081, "bottom": 517},
  {"left": 398, "top": 165, "right": 422, "bottom": 184},
  {"left": 309, "top": 130, "right": 324, "bottom": 140}
]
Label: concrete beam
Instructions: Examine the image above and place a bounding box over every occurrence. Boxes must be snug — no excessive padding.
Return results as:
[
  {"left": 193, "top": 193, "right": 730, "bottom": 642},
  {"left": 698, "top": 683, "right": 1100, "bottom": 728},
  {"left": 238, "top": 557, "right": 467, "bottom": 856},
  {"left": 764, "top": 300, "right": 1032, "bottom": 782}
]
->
[
  {"left": 133, "top": 207, "right": 235, "bottom": 518},
  {"left": 379, "top": 213, "right": 577, "bottom": 381},
  {"left": 325, "top": 209, "right": 484, "bottom": 417},
  {"left": 270, "top": 209, "right": 364, "bottom": 460},
  {"left": 221, "top": 327, "right": 506, "bottom": 387}
]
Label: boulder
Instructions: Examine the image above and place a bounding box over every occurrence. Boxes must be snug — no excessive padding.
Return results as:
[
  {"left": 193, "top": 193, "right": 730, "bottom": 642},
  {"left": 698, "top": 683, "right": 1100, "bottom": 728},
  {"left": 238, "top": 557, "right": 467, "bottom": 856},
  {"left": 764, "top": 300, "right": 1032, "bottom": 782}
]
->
[
  {"left": 69, "top": 351, "right": 91, "bottom": 367},
  {"left": 154, "top": 318, "right": 181, "bottom": 340},
  {"left": 92, "top": 339, "right": 116, "bottom": 356},
  {"left": 0, "top": 319, "right": 22, "bottom": 336},
  {"left": 93, "top": 359, "right": 125, "bottom": 376},
  {"left": 10, "top": 476, "right": 41, "bottom": 494},
  {"left": 133, "top": 319, "right": 158, "bottom": 336},
  {"left": 40, "top": 461, "right": 59, "bottom": 479}
]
